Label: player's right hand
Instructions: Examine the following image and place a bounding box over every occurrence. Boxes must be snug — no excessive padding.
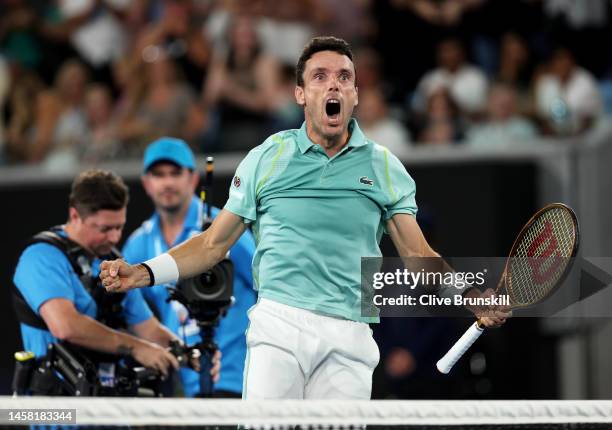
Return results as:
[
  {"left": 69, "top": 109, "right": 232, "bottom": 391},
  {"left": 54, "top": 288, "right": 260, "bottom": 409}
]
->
[
  {"left": 132, "top": 341, "right": 180, "bottom": 377},
  {"left": 100, "top": 259, "right": 148, "bottom": 293}
]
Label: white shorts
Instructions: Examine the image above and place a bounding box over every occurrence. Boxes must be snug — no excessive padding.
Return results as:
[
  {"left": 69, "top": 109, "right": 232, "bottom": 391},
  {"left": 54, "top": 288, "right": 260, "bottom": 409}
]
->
[{"left": 243, "top": 298, "right": 380, "bottom": 399}]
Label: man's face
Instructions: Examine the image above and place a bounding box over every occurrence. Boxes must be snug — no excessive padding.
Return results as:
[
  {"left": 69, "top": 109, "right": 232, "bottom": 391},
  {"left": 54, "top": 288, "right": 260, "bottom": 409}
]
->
[
  {"left": 142, "top": 162, "right": 197, "bottom": 213},
  {"left": 438, "top": 40, "right": 464, "bottom": 72},
  {"left": 295, "top": 50, "right": 358, "bottom": 140},
  {"left": 551, "top": 49, "right": 574, "bottom": 81},
  {"left": 70, "top": 207, "right": 126, "bottom": 256}
]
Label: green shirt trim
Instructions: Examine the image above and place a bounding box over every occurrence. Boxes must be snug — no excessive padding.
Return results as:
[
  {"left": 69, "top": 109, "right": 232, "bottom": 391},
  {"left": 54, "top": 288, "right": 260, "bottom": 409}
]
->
[{"left": 256, "top": 135, "right": 286, "bottom": 196}]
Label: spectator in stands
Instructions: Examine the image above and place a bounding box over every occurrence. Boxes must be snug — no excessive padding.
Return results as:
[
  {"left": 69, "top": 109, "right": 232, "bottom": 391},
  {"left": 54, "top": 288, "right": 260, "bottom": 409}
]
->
[
  {"left": 373, "top": 0, "right": 488, "bottom": 99},
  {"left": 467, "top": 82, "right": 538, "bottom": 148},
  {"left": 80, "top": 83, "right": 121, "bottom": 163},
  {"left": 268, "top": 63, "right": 304, "bottom": 132},
  {"left": 29, "top": 58, "right": 89, "bottom": 168},
  {"left": 111, "top": 54, "right": 146, "bottom": 141},
  {"left": 203, "top": 0, "right": 321, "bottom": 65},
  {"left": 0, "top": 0, "right": 76, "bottom": 84},
  {"left": 116, "top": 55, "right": 204, "bottom": 152},
  {"left": 133, "top": 1, "right": 212, "bottom": 92},
  {"left": 541, "top": 0, "right": 612, "bottom": 77},
  {"left": 315, "top": 0, "right": 376, "bottom": 46},
  {"left": 202, "top": 14, "right": 282, "bottom": 151},
  {"left": 0, "top": 0, "right": 40, "bottom": 71},
  {"left": 402, "top": 0, "right": 487, "bottom": 28},
  {"left": 54, "top": 0, "right": 131, "bottom": 85},
  {"left": 4, "top": 67, "right": 44, "bottom": 164},
  {"left": 534, "top": 46, "right": 603, "bottom": 135},
  {"left": 416, "top": 87, "right": 465, "bottom": 145},
  {"left": 256, "top": 0, "right": 327, "bottom": 65},
  {"left": 413, "top": 37, "right": 488, "bottom": 117},
  {"left": 496, "top": 32, "right": 534, "bottom": 104},
  {"left": 357, "top": 86, "right": 411, "bottom": 155},
  {"left": 354, "top": 47, "right": 388, "bottom": 94}
]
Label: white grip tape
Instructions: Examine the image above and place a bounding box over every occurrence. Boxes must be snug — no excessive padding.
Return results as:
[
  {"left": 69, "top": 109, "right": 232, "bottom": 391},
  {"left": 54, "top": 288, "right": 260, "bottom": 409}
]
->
[
  {"left": 436, "top": 321, "right": 484, "bottom": 374},
  {"left": 143, "top": 253, "right": 179, "bottom": 286}
]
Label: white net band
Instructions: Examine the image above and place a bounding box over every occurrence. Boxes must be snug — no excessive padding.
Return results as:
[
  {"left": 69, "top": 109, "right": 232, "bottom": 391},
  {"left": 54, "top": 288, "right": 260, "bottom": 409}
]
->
[{"left": 1, "top": 398, "right": 611, "bottom": 426}]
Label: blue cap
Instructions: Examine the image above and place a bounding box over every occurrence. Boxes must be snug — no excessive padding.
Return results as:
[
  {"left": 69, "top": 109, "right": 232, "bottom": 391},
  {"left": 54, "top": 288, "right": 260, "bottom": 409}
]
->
[{"left": 143, "top": 137, "right": 196, "bottom": 172}]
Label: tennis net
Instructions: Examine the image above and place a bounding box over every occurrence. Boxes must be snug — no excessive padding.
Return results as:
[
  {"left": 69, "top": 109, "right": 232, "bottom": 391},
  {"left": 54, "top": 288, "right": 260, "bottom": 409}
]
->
[{"left": 0, "top": 397, "right": 611, "bottom": 429}]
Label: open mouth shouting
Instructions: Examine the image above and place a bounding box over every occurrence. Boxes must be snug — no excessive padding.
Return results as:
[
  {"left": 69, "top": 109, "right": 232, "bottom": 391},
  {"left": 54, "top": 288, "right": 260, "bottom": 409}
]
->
[{"left": 324, "top": 97, "right": 342, "bottom": 126}]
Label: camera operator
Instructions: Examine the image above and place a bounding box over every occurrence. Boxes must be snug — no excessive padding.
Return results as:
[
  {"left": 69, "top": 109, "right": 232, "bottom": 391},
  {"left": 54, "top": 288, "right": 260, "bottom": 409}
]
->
[
  {"left": 12, "top": 169, "right": 219, "bottom": 394},
  {"left": 122, "top": 138, "right": 256, "bottom": 397}
]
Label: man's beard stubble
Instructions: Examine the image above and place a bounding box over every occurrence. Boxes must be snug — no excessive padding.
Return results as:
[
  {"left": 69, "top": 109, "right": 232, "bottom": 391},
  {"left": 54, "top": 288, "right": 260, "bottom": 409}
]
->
[
  {"left": 160, "top": 202, "right": 183, "bottom": 214},
  {"left": 155, "top": 190, "right": 185, "bottom": 214},
  {"left": 93, "top": 243, "right": 114, "bottom": 257}
]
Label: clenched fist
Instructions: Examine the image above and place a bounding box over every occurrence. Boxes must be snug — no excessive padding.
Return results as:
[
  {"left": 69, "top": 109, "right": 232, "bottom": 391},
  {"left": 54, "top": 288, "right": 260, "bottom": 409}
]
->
[{"left": 100, "top": 259, "right": 150, "bottom": 293}]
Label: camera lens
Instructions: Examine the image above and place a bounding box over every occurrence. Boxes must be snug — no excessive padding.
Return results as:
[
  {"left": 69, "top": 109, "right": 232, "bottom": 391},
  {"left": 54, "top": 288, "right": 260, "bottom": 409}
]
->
[
  {"left": 190, "top": 265, "right": 228, "bottom": 300},
  {"left": 176, "top": 259, "right": 234, "bottom": 303},
  {"left": 196, "top": 271, "right": 220, "bottom": 296}
]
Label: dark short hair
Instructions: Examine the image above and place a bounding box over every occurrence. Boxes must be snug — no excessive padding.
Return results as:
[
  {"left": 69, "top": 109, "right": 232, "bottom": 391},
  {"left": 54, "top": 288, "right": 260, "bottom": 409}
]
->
[
  {"left": 69, "top": 169, "right": 129, "bottom": 217},
  {"left": 296, "top": 36, "right": 354, "bottom": 87}
]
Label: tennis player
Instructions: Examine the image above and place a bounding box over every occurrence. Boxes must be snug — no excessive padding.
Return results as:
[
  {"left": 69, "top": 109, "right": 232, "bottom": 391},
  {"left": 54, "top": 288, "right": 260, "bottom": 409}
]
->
[{"left": 100, "top": 36, "right": 510, "bottom": 399}]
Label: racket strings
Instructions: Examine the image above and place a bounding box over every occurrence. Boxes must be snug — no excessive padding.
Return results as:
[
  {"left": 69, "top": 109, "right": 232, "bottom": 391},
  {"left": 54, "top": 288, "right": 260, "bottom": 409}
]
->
[{"left": 508, "top": 207, "right": 577, "bottom": 306}]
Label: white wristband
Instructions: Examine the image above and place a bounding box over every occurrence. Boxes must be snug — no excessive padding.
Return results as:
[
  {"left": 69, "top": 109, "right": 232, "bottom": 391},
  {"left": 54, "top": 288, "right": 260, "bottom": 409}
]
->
[{"left": 142, "top": 253, "right": 179, "bottom": 286}]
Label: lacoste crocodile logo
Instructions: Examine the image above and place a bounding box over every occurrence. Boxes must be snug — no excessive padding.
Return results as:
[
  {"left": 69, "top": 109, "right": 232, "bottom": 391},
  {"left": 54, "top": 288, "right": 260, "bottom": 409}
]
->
[{"left": 359, "top": 176, "right": 374, "bottom": 186}]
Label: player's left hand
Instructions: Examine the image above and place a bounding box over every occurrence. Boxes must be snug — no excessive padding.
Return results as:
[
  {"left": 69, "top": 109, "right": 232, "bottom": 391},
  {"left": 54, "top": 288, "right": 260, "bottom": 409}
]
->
[
  {"left": 480, "top": 310, "right": 511, "bottom": 328},
  {"left": 467, "top": 288, "right": 512, "bottom": 328}
]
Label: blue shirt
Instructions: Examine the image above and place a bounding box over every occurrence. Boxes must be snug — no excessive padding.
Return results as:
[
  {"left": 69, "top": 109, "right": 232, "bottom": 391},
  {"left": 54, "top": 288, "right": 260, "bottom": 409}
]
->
[
  {"left": 13, "top": 228, "right": 153, "bottom": 359},
  {"left": 122, "top": 196, "right": 256, "bottom": 395}
]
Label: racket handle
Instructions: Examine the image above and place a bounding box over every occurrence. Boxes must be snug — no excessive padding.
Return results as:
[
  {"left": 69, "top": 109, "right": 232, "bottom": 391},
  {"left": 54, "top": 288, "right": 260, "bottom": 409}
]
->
[{"left": 436, "top": 321, "right": 484, "bottom": 374}]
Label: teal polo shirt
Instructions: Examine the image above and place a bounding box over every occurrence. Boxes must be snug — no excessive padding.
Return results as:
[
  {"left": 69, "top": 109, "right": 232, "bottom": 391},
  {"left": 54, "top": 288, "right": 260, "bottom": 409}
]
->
[{"left": 224, "top": 119, "right": 417, "bottom": 322}]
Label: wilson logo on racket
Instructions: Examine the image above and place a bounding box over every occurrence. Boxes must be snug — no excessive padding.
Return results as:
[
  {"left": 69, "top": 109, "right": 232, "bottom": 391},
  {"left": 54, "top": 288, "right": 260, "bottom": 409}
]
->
[{"left": 526, "top": 221, "right": 563, "bottom": 285}]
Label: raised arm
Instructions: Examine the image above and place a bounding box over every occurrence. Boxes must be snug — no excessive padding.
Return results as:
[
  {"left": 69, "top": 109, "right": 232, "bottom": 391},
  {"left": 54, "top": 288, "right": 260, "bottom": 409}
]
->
[
  {"left": 387, "top": 213, "right": 438, "bottom": 258},
  {"left": 387, "top": 213, "right": 455, "bottom": 282},
  {"left": 168, "top": 209, "right": 247, "bottom": 278},
  {"left": 387, "top": 213, "right": 509, "bottom": 327},
  {"left": 101, "top": 210, "right": 246, "bottom": 292}
]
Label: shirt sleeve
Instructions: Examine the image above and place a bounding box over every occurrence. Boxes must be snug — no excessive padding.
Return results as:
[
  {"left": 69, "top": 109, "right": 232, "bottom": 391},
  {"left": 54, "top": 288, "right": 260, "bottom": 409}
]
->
[
  {"left": 382, "top": 149, "right": 418, "bottom": 219},
  {"left": 224, "top": 147, "right": 263, "bottom": 222},
  {"left": 13, "top": 244, "right": 77, "bottom": 314},
  {"left": 122, "top": 289, "right": 153, "bottom": 326}
]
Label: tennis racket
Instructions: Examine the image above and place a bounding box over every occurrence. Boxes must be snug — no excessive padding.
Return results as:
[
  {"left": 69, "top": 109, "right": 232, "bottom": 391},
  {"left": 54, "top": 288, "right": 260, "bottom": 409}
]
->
[{"left": 436, "top": 203, "right": 580, "bottom": 374}]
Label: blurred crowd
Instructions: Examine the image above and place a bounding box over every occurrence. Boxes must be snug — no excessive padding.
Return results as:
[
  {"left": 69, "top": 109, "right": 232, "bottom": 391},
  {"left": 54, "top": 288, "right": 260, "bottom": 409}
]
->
[{"left": 1, "top": 0, "right": 612, "bottom": 170}]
